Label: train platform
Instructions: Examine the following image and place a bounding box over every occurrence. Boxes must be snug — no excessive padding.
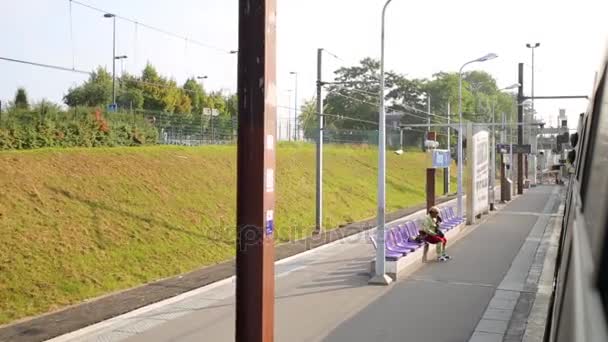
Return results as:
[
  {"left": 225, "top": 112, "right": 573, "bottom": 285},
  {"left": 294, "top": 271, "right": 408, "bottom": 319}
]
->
[{"left": 48, "top": 185, "right": 563, "bottom": 342}]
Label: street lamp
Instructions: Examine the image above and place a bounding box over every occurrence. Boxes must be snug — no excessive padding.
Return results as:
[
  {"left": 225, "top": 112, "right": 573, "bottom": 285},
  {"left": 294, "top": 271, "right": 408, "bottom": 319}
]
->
[
  {"left": 115, "top": 55, "right": 127, "bottom": 75},
  {"left": 526, "top": 42, "right": 540, "bottom": 160},
  {"left": 489, "top": 83, "right": 519, "bottom": 210},
  {"left": 525, "top": 43, "right": 540, "bottom": 115},
  {"left": 104, "top": 13, "right": 117, "bottom": 109},
  {"left": 196, "top": 75, "right": 208, "bottom": 89},
  {"left": 370, "top": 0, "right": 394, "bottom": 286},
  {"left": 290, "top": 71, "right": 298, "bottom": 141},
  {"left": 457, "top": 53, "right": 498, "bottom": 218}
]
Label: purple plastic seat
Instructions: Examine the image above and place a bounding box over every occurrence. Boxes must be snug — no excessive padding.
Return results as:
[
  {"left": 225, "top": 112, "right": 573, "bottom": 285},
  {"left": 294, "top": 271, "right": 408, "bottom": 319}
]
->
[
  {"left": 385, "top": 230, "right": 413, "bottom": 254},
  {"left": 369, "top": 236, "right": 403, "bottom": 260},
  {"left": 439, "top": 208, "right": 457, "bottom": 230},
  {"left": 448, "top": 207, "right": 464, "bottom": 223},
  {"left": 400, "top": 223, "right": 422, "bottom": 245},
  {"left": 405, "top": 222, "right": 422, "bottom": 241},
  {"left": 390, "top": 227, "right": 421, "bottom": 251}
]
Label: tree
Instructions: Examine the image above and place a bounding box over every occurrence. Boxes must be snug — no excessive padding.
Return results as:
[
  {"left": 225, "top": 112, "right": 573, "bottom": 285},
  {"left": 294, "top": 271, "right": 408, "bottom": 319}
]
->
[
  {"left": 299, "top": 98, "right": 318, "bottom": 140},
  {"left": 64, "top": 67, "right": 112, "bottom": 107},
  {"left": 323, "top": 58, "right": 386, "bottom": 130},
  {"left": 117, "top": 88, "right": 144, "bottom": 110},
  {"left": 183, "top": 78, "right": 206, "bottom": 114},
  {"left": 14, "top": 88, "right": 29, "bottom": 110}
]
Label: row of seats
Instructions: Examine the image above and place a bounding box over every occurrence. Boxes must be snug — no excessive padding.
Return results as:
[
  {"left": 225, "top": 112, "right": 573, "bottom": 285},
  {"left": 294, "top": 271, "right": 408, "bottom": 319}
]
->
[{"left": 370, "top": 207, "right": 464, "bottom": 260}]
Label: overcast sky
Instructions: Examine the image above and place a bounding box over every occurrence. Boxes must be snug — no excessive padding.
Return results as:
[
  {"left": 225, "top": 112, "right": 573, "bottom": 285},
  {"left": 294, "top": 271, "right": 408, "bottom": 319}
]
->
[{"left": 1, "top": 0, "right": 606, "bottom": 128}]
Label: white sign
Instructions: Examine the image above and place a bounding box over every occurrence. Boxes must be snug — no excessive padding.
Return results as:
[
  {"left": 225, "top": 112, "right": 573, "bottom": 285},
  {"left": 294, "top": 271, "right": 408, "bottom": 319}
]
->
[
  {"left": 203, "top": 108, "right": 211, "bottom": 116},
  {"left": 266, "top": 169, "right": 274, "bottom": 193},
  {"left": 466, "top": 124, "right": 490, "bottom": 224},
  {"left": 211, "top": 108, "right": 220, "bottom": 117},
  {"left": 472, "top": 131, "right": 489, "bottom": 216}
]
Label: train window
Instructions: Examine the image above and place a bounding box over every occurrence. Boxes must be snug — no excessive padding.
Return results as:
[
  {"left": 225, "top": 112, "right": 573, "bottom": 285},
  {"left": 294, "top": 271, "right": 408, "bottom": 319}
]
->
[{"left": 581, "top": 70, "right": 608, "bottom": 262}]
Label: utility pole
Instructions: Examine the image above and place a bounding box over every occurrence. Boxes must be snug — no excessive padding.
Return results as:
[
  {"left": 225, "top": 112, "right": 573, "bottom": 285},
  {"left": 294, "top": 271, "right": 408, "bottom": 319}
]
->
[
  {"left": 315, "top": 48, "right": 324, "bottom": 235},
  {"left": 444, "top": 102, "right": 450, "bottom": 194},
  {"left": 517, "top": 63, "right": 524, "bottom": 195},
  {"left": 290, "top": 71, "right": 299, "bottom": 141},
  {"left": 370, "top": 0, "right": 394, "bottom": 286},
  {"left": 235, "top": 0, "right": 276, "bottom": 340},
  {"left": 427, "top": 94, "right": 431, "bottom": 132},
  {"left": 104, "top": 13, "right": 117, "bottom": 109},
  {"left": 489, "top": 100, "right": 496, "bottom": 210}
]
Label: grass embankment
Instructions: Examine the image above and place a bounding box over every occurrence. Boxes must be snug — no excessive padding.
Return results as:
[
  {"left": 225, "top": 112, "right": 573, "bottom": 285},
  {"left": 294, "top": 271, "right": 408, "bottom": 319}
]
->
[{"left": 0, "top": 144, "right": 455, "bottom": 324}]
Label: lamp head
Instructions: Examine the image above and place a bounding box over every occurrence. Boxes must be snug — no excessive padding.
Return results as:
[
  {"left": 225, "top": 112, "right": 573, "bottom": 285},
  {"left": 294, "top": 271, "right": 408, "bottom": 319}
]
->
[{"left": 476, "top": 53, "right": 498, "bottom": 62}]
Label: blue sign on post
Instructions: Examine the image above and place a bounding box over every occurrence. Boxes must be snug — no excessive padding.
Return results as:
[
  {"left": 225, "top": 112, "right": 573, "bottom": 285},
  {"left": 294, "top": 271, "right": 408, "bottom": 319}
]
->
[{"left": 432, "top": 149, "right": 451, "bottom": 169}]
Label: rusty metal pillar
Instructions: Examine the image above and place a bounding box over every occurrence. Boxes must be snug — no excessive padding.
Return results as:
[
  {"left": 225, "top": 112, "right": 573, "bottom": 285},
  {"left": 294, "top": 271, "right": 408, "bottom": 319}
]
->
[
  {"left": 236, "top": 0, "right": 276, "bottom": 341},
  {"left": 517, "top": 63, "right": 524, "bottom": 195},
  {"left": 426, "top": 168, "right": 436, "bottom": 212},
  {"left": 500, "top": 153, "right": 506, "bottom": 202}
]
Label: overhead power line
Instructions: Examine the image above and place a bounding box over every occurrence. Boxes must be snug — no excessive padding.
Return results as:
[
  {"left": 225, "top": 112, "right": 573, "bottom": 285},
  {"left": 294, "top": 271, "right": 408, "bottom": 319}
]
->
[
  {"left": 0, "top": 56, "right": 211, "bottom": 97},
  {"left": 276, "top": 104, "right": 447, "bottom": 136},
  {"left": 324, "top": 90, "right": 447, "bottom": 123},
  {"left": 70, "top": 0, "right": 232, "bottom": 54},
  {"left": 0, "top": 56, "right": 90, "bottom": 75}
]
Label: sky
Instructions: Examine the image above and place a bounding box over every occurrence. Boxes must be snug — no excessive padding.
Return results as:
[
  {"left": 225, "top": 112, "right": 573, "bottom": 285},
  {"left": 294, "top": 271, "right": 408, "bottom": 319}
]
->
[{"left": 1, "top": 0, "right": 607, "bottom": 132}]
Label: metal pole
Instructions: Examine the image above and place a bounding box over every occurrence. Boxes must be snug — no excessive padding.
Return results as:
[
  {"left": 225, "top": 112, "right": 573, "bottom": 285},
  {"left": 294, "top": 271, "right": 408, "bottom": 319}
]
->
[
  {"left": 445, "top": 102, "right": 451, "bottom": 194},
  {"left": 287, "top": 91, "right": 292, "bottom": 141},
  {"left": 294, "top": 73, "right": 298, "bottom": 141},
  {"left": 517, "top": 63, "right": 524, "bottom": 194},
  {"left": 315, "top": 49, "right": 323, "bottom": 234},
  {"left": 370, "top": 0, "right": 393, "bottom": 286},
  {"left": 489, "top": 101, "right": 496, "bottom": 210},
  {"left": 531, "top": 47, "right": 535, "bottom": 121},
  {"left": 457, "top": 67, "right": 465, "bottom": 218},
  {"left": 400, "top": 128, "right": 403, "bottom": 150},
  {"left": 427, "top": 94, "right": 431, "bottom": 132},
  {"left": 112, "top": 16, "right": 116, "bottom": 107},
  {"left": 235, "top": 0, "right": 276, "bottom": 340}
]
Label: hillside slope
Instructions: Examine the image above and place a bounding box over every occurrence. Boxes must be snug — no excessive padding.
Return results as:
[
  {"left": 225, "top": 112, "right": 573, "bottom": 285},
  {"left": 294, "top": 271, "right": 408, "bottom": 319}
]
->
[{"left": 0, "top": 144, "right": 454, "bottom": 324}]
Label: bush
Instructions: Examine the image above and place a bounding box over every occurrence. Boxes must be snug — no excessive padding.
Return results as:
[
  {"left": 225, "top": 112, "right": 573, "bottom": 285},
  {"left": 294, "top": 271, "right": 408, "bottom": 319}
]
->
[{"left": 0, "top": 107, "right": 159, "bottom": 150}]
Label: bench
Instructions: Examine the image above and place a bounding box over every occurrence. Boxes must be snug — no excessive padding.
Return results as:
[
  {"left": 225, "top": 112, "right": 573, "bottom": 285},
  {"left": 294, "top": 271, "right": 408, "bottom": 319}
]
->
[{"left": 369, "top": 206, "right": 464, "bottom": 261}]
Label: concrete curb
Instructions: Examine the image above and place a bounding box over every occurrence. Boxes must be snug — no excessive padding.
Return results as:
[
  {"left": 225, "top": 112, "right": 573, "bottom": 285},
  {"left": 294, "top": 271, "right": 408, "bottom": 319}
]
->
[{"left": 0, "top": 195, "right": 457, "bottom": 342}]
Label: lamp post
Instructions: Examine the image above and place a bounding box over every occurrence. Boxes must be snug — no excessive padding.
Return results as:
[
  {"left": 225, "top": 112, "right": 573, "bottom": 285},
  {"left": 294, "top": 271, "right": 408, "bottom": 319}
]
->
[
  {"left": 370, "top": 0, "right": 394, "bottom": 286},
  {"left": 290, "top": 71, "right": 298, "bottom": 141},
  {"left": 104, "top": 13, "right": 117, "bottom": 109},
  {"left": 197, "top": 75, "right": 208, "bottom": 87},
  {"left": 490, "top": 83, "right": 519, "bottom": 210},
  {"left": 457, "top": 53, "right": 498, "bottom": 218},
  {"left": 525, "top": 43, "right": 540, "bottom": 122},
  {"left": 526, "top": 43, "right": 540, "bottom": 185},
  {"left": 115, "top": 55, "right": 127, "bottom": 75}
]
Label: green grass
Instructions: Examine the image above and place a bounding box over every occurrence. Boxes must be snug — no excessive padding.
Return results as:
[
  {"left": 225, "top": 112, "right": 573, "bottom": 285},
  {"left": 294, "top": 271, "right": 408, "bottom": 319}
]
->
[{"left": 0, "top": 144, "right": 456, "bottom": 324}]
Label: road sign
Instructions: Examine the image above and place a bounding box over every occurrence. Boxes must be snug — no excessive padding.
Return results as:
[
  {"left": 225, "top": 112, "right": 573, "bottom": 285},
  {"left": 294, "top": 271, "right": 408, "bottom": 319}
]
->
[
  {"left": 431, "top": 149, "right": 451, "bottom": 169},
  {"left": 496, "top": 144, "right": 531, "bottom": 154},
  {"left": 211, "top": 108, "right": 220, "bottom": 117},
  {"left": 203, "top": 108, "right": 211, "bottom": 116}
]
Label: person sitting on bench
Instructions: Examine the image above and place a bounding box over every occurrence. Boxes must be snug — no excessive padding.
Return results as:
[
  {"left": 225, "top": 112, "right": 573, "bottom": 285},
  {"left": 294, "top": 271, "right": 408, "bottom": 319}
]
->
[{"left": 421, "top": 207, "right": 451, "bottom": 262}]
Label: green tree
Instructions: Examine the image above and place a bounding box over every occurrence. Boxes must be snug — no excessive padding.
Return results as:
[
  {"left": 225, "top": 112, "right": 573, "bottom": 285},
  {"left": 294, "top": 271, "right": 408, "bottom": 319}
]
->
[
  {"left": 14, "top": 88, "right": 29, "bottom": 110},
  {"left": 299, "top": 98, "right": 319, "bottom": 140},
  {"left": 63, "top": 67, "right": 112, "bottom": 107},
  {"left": 183, "top": 78, "right": 206, "bottom": 114},
  {"left": 117, "top": 88, "right": 144, "bottom": 110}
]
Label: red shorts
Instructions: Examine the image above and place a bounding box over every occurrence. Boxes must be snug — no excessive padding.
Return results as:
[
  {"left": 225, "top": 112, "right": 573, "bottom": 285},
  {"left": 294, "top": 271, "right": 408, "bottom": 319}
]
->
[{"left": 425, "top": 234, "right": 447, "bottom": 245}]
